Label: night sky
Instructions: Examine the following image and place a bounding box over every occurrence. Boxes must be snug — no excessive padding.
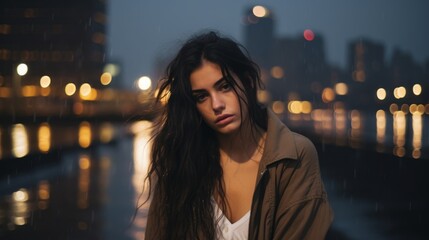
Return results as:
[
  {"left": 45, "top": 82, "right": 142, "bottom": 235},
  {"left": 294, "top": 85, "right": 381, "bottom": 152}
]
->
[{"left": 107, "top": 0, "right": 429, "bottom": 89}]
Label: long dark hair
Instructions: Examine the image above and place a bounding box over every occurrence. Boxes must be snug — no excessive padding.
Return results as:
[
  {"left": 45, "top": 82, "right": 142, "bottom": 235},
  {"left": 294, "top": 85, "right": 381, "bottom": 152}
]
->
[{"left": 146, "top": 31, "right": 267, "bottom": 239}]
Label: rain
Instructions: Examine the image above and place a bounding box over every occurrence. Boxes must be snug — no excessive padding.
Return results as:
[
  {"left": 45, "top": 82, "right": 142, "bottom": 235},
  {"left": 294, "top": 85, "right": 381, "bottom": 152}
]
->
[{"left": 1, "top": 0, "right": 428, "bottom": 239}]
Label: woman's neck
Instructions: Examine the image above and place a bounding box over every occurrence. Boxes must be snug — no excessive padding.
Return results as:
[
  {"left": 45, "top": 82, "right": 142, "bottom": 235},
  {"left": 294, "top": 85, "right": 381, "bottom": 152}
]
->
[{"left": 217, "top": 123, "right": 266, "bottom": 164}]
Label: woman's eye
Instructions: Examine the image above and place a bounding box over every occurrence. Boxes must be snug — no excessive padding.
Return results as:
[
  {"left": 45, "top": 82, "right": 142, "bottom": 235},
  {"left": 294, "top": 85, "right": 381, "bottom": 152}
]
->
[
  {"left": 220, "top": 82, "right": 232, "bottom": 91},
  {"left": 194, "top": 94, "right": 207, "bottom": 103}
]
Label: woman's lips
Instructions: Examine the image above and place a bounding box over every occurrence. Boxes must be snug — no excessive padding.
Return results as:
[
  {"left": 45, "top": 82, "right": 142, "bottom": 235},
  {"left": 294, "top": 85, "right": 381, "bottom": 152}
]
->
[{"left": 215, "top": 114, "right": 234, "bottom": 126}]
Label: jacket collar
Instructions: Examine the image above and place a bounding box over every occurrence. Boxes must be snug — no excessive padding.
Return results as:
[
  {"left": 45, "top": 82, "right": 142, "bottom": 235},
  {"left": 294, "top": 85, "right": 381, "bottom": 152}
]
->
[{"left": 260, "top": 109, "right": 299, "bottom": 169}]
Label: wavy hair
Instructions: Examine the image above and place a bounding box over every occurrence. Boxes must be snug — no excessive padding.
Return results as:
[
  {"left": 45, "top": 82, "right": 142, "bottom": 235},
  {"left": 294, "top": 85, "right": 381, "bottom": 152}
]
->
[{"left": 145, "top": 31, "right": 267, "bottom": 239}]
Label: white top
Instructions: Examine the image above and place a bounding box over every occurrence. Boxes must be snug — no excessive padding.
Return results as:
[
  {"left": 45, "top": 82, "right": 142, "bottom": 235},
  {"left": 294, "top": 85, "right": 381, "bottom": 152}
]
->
[{"left": 213, "top": 200, "right": 250, "bottom": 240}]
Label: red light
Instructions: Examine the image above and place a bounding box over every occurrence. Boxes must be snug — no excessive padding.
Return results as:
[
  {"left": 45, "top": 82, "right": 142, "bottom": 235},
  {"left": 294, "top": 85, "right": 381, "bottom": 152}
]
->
[{"left": 303, "top": 29, "right": 315, "bottom": 41}]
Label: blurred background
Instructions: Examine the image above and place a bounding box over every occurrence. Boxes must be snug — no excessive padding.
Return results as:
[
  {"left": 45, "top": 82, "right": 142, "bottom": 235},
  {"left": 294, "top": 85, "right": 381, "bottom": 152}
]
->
[{"left": 0, "top": 0, "right": 428, "bottom": 239}]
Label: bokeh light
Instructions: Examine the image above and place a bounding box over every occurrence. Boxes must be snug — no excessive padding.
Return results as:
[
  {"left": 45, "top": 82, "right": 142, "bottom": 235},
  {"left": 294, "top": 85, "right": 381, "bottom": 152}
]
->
[
  {"left": 40, "top": 76, "right": 51, "bottom": 88},
  {"left": 376, "top": 88, "right": 386, "bottom": 100},
  {"left": 100, "top": 72, "right": 112, "bottom": 86},
  {"left": 303, "top": 29, "right": 315, "bottom": 41},
  {"left": 17, "top": 63, "right": 28, "bottom": 76},
  {"left": 252, "top": 5, "right": 268, "bottom": 17},
  {"left": 335, "top": 83, "right": 348, "bottom": 95},
  {"left": 65, "top": 83, "right": 76, "bottom": 96},
  {"left": 413, "top": 84, "right": 422, "bottom": 95},
  {"left": 137, "top": 76, "right": 152, "bottom": 90}
]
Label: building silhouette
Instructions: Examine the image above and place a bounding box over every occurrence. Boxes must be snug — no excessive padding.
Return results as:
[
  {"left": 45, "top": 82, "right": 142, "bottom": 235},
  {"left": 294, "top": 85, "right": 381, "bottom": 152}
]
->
[
  {"left": 243, "top": 6, "right": 275, "bottom": 72},
  {"left": 346, "top": 39, "right": 386, "bottom": 109},
  {"left": 0, "top": 0, "right": 107, "bottom": 97}
]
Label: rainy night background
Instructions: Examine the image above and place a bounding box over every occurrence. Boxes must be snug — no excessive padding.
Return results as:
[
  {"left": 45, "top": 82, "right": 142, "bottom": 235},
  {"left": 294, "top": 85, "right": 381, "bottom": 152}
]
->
[{"left": 1, "top": 0, "right": 429, "bottom": 239}]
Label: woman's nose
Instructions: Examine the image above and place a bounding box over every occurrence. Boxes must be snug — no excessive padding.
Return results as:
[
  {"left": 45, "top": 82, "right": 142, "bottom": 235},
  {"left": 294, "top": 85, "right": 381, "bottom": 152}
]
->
[{"left": 211, "top": 94, "right": 225, "bottom": 114}]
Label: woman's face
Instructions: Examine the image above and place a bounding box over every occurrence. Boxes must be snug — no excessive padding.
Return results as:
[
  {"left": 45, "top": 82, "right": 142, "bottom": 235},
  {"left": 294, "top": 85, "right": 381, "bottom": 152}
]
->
[{"left": 190, "top": 60, "right": 246, "bottom": 135}]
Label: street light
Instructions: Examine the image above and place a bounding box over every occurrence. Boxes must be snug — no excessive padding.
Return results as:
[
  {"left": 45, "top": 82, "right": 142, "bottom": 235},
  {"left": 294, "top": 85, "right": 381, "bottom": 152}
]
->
[
  {"left": 137, "top": 76, "right": 152, "bottom": 91},
  {"left": 16, "top": 63, "right": 28, "bottom": 76}
]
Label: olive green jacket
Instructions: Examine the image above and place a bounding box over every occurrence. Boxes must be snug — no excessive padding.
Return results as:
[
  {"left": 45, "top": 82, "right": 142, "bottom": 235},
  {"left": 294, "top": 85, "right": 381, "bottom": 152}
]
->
[{"left": 248, "top": 110, "right": 333, "bottom": 239}]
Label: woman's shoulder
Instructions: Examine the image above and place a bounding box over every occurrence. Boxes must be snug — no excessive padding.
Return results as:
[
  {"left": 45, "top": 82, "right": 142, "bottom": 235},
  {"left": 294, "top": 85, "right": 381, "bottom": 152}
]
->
[{"left": 289, "top": 131, "right": 317, "bottom": 158}]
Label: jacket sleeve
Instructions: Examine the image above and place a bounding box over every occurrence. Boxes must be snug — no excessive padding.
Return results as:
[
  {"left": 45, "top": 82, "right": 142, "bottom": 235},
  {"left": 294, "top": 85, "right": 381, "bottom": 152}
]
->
[{"left": 273, "top": 135, "right": 333, "bottom": 240}]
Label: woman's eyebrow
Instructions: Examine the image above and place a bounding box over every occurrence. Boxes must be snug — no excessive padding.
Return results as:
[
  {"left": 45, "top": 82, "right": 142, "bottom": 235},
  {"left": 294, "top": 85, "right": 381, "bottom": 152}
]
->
[{"left": 191, "top": 77, "right": 226, "bottom": 93}]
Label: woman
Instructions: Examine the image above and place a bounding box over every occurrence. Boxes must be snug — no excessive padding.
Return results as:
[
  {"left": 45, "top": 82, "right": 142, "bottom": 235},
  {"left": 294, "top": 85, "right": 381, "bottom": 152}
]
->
[{"left": 145, "top": 31, "right": 333, "bottom": 239}]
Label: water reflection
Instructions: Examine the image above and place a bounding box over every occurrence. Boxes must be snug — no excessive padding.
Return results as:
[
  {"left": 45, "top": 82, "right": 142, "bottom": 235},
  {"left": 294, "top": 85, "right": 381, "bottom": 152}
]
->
[
  {"left": 11, "top": 124, "right": 29, "bottom": 158},
  {"left": 393, "top": 111, "right": 406, "bottom": 157},
  {"left": 287, "top": 107, "right": 428, "bottom": 159},
  {"left": 376, "top": 110, "right": 386, "bottom": 152},
  {"left": 100, "top": 122, "right": 114, "bottom": 143},
  {"left": 79, "top": 121, "right": 92, "bottom": 148},
  {"left": 349, "top": 110, "right": 363, "bottom": 148},
  {"left": 11, "top": 188, "right": 30, "bottom": 227},
  {"left": 412, "top": 113, "right": 423, "bottom": 159},
  {"left": 38, "top": 122, "right": 51, "bottom": 152},
  {"left": 38, "top": 180, "right": 50, "bottom": 210},
  {"left": 78, "top": 154, "right": 91, "bottom": 209},
  {"left": 334, "top": 107, "right": 347, "bottom": 146},
  {"left": 129, "top": 120, "right": 152, "bottom": 239}
]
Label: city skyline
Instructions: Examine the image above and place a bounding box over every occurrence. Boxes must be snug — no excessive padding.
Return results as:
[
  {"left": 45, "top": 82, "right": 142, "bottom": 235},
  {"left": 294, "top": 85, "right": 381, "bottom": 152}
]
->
[{"left": 108, "top": 0, "right": 429, "bottom": 89}]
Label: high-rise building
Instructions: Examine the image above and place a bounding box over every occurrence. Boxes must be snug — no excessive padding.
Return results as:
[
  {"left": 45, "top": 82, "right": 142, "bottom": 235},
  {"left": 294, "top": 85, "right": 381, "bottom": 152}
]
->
[
  {"left": 0, "top": 0, "right": 107, "bottom": 97},
  {"left": 243, "top": 5, "right": 274, "bottom": 71},
  {"left": 268, "top": 32, "right": 329, "bottom": 102},
  {"left": 347, "top": 39, "right": 386, "bottom": 108}
]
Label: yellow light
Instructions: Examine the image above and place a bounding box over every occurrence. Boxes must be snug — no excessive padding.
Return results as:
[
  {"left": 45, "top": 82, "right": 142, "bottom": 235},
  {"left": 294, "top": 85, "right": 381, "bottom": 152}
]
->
[
  {"left": 417, "top": 104, "right": 425, "bottom": 115},
  {"left": 413, "top": 84, "right": 422, "bottom": 95},
  {"left": 376, "top": 88, "right": 386, "bottom": 100},
  {"left": 272, "top": 101, "right": 285, "bottom": 114},
  {"left": 11, "top": 124, "right": 29, "bottom": 158},
  {"left": 17, "top": 63, "right": 28, "bottom": 76},
  {"left": 389, "top": 103, "right": 398, "bottom": 114},
  {"left": 137, "top": 76, "right": 152, "bottom": 90},
  {"left": 393, "top": 87, "right": 406, "bottom": 99},
  {"left": 38, "top": 123, "right": 51, "bottom": 153},
  {"left": 80, "top": 83, "right": 91, "bottom": 97},
  {"left": 40, "top": 87, "right": 51, "bottom": 96},
  {"left": 252, "top": 5, "right": 268, "bottom": 17},
  {"left": 38, "top": 181, "right": 50, "bottom": 200},
  {"left": 409, "top": 104, "right": 418, "bottom": 114},
  {"left": 376, "top": 110, "right": 386, "bottom": 144},
  {"left": 322, "top": 88, "right": 335, "bottom": 103},
  {"left": 100, "top": 72, "right": 112, "bottom": 86},
  {"left": 401, "top": 104, "right": 409, "bottom": 114},
  {"left": 257, "top": 90, "right": 270, "bottom": 103},
  {"left": 78, "top": 121, "right": 91, "bottom": 148},
  {"left": 65, "top": 83, "right": 76, "bottom": 96},
  {"left": 288, "top": 101, "right": 302, "bottom": 114},
  {"left": 335, "top": 83, "right": 348, "bottom": 95},
  {"left": 13, "top": 189, "right": 29, "bottom": 202},
  {"left": 0, "top": 87, "right": 11, "bottom": 98},
  {"left": 21, "top": 85, "right": 37, "bottom": 97},
  {"left": 81, "top": 88, "right": 98, "bottom": 101},
  {"left": 350, "top": 110, "right": 361, "bottom": 129},
  {"left": 74, "top": 102, "right": 84, "bottom": 115},
  {"left": 40, "top": 75, "right": 51, "bottom": 88},
  {"left": 100, "top": 122, "right": 114, "bottom": 143},
  {"left": 270, "top": 66, "right": 284, "bottom": 79},
  {"left": 79, "top": 155, "right": 91, "bottom": 170},
  {"left": 301, "top": 101, "right": 312, "bottom": 114}
]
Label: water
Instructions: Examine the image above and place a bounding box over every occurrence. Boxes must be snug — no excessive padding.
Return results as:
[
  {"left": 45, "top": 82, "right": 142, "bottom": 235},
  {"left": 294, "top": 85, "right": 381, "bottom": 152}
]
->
[{"left": 0, "top": 110, "right": 428, "bottom": 239}]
